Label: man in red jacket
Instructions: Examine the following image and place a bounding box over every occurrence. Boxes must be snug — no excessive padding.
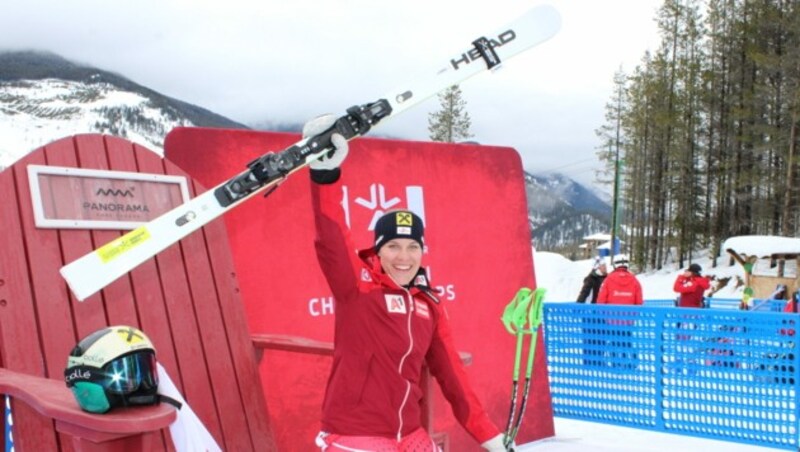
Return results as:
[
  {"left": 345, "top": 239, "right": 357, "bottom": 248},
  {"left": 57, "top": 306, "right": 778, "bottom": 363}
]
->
[
  {"left": 305, "top": 116, "right": 508, "bottom": 451},
  {"left": 597, "top": 255, "right": 642, "bottom": 369},
  {"left": 673, "top": 263, "right": 710, "bottom": 308},
  {"left": 597, "top": 255, "right": 643, "bottom": 305}
]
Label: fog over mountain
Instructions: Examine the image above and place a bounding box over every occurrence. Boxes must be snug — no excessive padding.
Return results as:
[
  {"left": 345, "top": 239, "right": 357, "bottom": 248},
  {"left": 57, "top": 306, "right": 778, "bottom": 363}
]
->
[{"left": 0, "top": 51, "right": 611, "bottom": 250}]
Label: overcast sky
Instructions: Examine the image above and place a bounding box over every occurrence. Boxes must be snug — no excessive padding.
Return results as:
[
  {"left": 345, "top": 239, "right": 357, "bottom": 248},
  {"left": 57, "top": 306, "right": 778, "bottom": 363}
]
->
[{"left": 2, "top": 0, "right": 664, "bottom": 193}]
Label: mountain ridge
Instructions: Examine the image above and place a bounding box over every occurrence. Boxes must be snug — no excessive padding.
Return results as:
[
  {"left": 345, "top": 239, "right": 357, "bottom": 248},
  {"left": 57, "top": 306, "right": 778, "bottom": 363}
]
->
[
  {"left": 0, "top": 51, "right": 612, "bottom": 251},
  {"left": 0, "top": 50, "right": 247, "bottom": 130},
  {"left": 524, "top": 171, "right": 611, "bottom": 252}
]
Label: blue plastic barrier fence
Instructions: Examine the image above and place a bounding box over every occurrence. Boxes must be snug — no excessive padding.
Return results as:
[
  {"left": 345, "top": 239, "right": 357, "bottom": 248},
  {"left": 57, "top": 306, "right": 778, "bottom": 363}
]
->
[
  {"left": 545, "top": 303, "right": 800, "bottom": 450},
  {"left": 704, "top": 298, "right": 788, "bottom": 311},
  {"left": 643, "top": 299, "right": 676, "bottom": 307},
  {"left": 645, "top": 298, "right": 788, "bottom": 311}
]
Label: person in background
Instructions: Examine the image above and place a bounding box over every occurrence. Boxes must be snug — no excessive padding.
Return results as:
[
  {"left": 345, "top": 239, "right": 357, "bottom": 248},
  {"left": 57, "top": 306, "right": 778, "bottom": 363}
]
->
[
  {"left": 783, "top": 290, "right": 799, "bottom": 313},
  {"left": 305, "top": 115, "right": 510, "bottom": 451},
  {"left": 597, "top": 255, "right": 643, "bottom": 306},
  {"left": 770, "top": 284, "right": 788, "bottom": 301},
  {"left": 577, "top": 257, "right": 608, "bottom": 304},
  {"left": 597, "top": 255, "right": 642, "bottom": 369},
  {"left": 577, "top": 257, "right": 608, "bottom": 366},
  {"left": 673, "top": 263, "right": 711, "bottom": 308}
]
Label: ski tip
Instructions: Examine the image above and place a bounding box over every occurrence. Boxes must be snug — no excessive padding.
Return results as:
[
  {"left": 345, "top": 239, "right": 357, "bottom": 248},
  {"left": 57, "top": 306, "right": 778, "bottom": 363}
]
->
[
  {"left": 60, "top": 265, "right": 94, "bottom": 302},
  {"left": 523, "top": 4, "right": 563, "bottom": 39}
]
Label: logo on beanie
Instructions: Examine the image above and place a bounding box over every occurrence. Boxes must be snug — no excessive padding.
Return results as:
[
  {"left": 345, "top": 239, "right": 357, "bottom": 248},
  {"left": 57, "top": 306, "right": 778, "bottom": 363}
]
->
[
  {"left": 396, "top": 212, "right": 413, "bottom": 226},
  {"left": 374, "top": 209, "right": 424, "bottom": 251}
]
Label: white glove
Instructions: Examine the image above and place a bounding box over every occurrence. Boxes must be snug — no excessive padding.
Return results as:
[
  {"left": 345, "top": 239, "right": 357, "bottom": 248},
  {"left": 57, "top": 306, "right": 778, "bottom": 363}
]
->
[
  {"left": 304, "top": 114, "right": 349, "bottom": 171},
  {"left": 482, "top": 434, "right": 515, "bottom": 451}
]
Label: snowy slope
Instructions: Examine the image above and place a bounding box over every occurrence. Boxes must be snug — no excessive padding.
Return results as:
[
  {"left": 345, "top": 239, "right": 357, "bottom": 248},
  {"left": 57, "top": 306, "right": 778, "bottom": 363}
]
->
[
  {"left": 0, "top": 78, "right": 189, "bottom": 167},
  {"left": 0, "top": 51, "right": 248, "bottom": 170}
]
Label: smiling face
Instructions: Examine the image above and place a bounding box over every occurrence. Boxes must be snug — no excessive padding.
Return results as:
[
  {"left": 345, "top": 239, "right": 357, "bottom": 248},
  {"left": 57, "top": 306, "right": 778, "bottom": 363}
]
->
[{"left": 377, "top": 238, "right": 423, "bottom": 286}]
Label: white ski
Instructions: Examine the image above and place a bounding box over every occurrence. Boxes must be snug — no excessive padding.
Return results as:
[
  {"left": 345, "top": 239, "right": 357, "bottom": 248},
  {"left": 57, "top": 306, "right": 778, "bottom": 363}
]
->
[{"left": 61, "top": 5, "right": 561, "bottom": 301}]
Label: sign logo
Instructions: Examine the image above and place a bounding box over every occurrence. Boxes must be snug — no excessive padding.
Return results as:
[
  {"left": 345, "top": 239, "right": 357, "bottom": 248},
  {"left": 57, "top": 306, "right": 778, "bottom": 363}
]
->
[
  {"left": 96, "top": 226, "right": 151, "bottom": 263},
  {"left": 27, "top": 165, "right": 189, "bottom": 230},
  {"left": 385, "top": 294, "right": 407, "bottom": 314},
  {"left": 95, "top": 187, "right": 135, "bottom": 198},
  {"left": 396, "top": 212, "right": 413, "bottom": 226},
  {"left": 342, "top": 183, "right": 426, "bottom": 231},
  {"left": 450, "top": 30, "right": 517, "bottom": 70},
  {"left": 65, "top": 368, "right": 92, "bottom": 383},
  {"left": 116, "top": 327, "right": 145, "bottom": 344}
]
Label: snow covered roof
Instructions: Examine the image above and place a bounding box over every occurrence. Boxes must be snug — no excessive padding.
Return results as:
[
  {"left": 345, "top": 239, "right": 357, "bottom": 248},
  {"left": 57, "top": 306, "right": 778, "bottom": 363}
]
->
[
  {"left": 582, "top": 232, "right": 610, "bottom": 241},
  {"left": 722, "top": 235, "right": 800, "bottom": 258}
]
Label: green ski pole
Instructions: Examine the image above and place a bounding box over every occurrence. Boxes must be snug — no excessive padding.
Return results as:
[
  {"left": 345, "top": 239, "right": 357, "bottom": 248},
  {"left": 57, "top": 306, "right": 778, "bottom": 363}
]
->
[{"left": 500, "top": 287, "right": 546, "bottom": 448}]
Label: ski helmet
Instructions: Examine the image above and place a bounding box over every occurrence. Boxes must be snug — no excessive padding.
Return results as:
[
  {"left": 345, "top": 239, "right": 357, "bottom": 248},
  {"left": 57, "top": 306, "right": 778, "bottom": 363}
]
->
[
  {"left": 64, "top": 325, "right": 159, "bottom": 413},
  {"left": 612, "top": 254, "right": 630, "bottom": 267}
]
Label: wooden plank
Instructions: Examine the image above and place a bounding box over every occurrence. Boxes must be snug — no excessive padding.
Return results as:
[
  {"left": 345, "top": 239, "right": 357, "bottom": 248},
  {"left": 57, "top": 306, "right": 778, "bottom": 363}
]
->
[
  {"left": 167, "top": 165, "right": 253, "bottom": 451},
  {"left": 134, "top": 146, "right": 223, "bottom": 444},
  {"left": 83, "top": 135, "right": 167, "bottom": 449},
  {"left": 203, "top": 198, "right": 276, "bottom": 450},
  {"left": 252, "top": 333, "right": 334, "bottom": 355},
  {"left": 0, "top": 156, "right": 59, "bottom": 450},
  {"left": 39, "top": 137, "right": 106, "bottom": 337},
  {"left": 39, "top": 138, "right": 106, "bottom": 452},
  {"left": 75, "top": 135, "right": 139, "bottom": 327},
  {"left": 16, "top": 141, "right": 78, "bottom": 452},
  {"left": 0, "top": 368, "right": 175, "bottom": 434},
  {"left": 115, "top": 144, "right": 179, "bottom": 381}
]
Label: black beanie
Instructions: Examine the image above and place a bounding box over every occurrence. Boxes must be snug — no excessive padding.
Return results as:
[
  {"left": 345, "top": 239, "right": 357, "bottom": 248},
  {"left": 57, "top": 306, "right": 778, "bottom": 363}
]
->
[
  {"left": 374, "top": 210, "right": 424, "bottom": 251},
  {"left": 688, "top": 263, "right": 702, "bottom": 275}
]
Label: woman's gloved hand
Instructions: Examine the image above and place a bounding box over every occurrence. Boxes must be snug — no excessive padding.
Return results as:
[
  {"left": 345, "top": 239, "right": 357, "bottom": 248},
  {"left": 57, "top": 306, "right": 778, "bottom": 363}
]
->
[{"left": 304, "top": 114, "right": 349, "bottom": 172}]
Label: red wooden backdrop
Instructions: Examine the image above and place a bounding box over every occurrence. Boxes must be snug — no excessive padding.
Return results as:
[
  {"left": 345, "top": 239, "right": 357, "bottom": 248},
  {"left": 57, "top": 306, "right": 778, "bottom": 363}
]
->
[
  {"left": 165, "top": 128, "right": 555, "bottom": 451},
  {"left": 0, "top": 135, "right": 275, "bottom": 450}
]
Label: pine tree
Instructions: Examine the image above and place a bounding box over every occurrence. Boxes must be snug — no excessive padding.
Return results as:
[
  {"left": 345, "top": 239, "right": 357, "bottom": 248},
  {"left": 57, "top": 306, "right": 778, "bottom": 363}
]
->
[{"left": 427, "top": 85, "right": 473, "bottom": 142}]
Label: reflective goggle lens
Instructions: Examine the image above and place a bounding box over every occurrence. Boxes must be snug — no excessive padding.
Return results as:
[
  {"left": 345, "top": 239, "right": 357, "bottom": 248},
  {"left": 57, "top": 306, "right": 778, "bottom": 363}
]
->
[{"left": 101, "top": 351, "right": 158, "bottom": 394}]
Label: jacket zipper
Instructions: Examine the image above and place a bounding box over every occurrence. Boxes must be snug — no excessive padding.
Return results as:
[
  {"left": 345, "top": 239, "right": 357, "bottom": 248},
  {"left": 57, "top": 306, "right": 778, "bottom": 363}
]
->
[{"left": 396, "top": 288, "right": 414, "bottom": 441}]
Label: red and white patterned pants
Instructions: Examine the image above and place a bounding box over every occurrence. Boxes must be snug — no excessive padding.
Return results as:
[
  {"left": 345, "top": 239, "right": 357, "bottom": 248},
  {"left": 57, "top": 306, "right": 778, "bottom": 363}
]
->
[{"left": 315, "top": 428, "right": 441, "bottom": 452}]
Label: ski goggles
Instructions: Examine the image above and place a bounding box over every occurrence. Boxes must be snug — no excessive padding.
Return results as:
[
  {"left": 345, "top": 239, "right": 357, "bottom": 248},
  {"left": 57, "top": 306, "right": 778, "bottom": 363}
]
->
[{"left": 65, "top": 351, "right": 159, "bottom": 413}]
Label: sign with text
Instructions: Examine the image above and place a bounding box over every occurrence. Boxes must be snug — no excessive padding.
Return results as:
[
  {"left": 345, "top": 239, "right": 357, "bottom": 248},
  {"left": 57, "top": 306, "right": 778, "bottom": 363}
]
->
[
  {"left": 165, "top": 128, "right": 553, "bottom": 451},
  {"left": 27, "top": 165, "right": 189, "bottom": 230}
]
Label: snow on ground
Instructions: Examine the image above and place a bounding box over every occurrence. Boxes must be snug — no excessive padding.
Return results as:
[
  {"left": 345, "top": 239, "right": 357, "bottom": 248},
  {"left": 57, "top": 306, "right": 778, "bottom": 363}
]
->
[
  {"left": 520, "top": 249, "right": 779, "bottom": 451},
  {"left": 519, "top": 418, "right": 777, "bottom": 451},
  {"left": 533, "top": 248, "right": 747, "bottom": 303},
  {"left": 0, "top": 79, "right": 185, "bottom": 170}
]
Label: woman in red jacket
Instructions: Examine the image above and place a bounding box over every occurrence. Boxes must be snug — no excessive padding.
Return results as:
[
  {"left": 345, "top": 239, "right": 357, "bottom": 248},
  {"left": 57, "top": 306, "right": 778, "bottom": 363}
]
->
[
  {"left": 305, "top": 116, "right": 507, "bottom": 451},
  {"left": 673, "top": 263, "right": 710, "bottom": 308}
]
